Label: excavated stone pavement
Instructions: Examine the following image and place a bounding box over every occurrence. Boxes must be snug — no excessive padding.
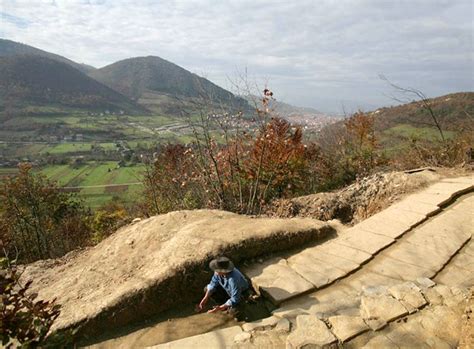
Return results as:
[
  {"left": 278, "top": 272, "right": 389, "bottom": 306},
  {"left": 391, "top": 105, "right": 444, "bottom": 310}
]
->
[
  {"left": 22, "top": 211, "right": 332, "bottom": 338},
  {"left": 154, "top": 175, "right": 473, "bottom": 348}
]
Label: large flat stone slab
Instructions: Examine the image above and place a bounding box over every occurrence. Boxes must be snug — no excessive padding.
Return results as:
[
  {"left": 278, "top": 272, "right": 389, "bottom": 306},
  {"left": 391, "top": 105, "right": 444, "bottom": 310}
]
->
[
  {"left": 316, "top": 241, "right": 372, "bottom": 264},
  {"left": 360, "top": 294, "right": 408, "bottom": 330},
  {"left": 408, "top": 191, "right": 453, "bottom": 207},
  {"left": 464, "top": 241, "right": 474, "bottom": 257},
  {"left": 343, "top": 271, "right": 404, "bottom": 292},
  {"left": 304, "top": 284, "right": 361, "bottom": 317},
  {"left": 336, "top": 229, "right": 394, "bottom": 255},
  {"left": 298, "top": 246, "right": 361, "bottom": 272},
  {"left": 355, "top": 209, "right": 425, "bottom": 238},
  {"left": 328, "top": 315, "right": 369, "bottom": 342},
  {"left": 286, "top": 315, "right": 337, "bottom": 349},
  {"left": 287, "top": 253, "right": 348, "bottom": 288},
  {"left": 367, "top": 255, "right": 434, "bottom": 280},
  {"left": 151, "top": 325, "right": 242, "bottom": 348},
  {"left": 243, "top": 258, "right": 315, "bottom": 305},
  {"left": 388, "top": 282, "right": 427, "bottom": 313},
  {"left": 406, "top": 228, "right": 469, "bottom": 258},
  {"left": 449, "top": 253, "right": 474, "bottom": 272},
  {"left": 435, "top": 265, "right": 474, "bottom": 289},
  {"left": 391, "top": 194, "right": 440, "bottom": 216},
  {"left": 383, "top": 241, "right": 450, "bottom": 273}
]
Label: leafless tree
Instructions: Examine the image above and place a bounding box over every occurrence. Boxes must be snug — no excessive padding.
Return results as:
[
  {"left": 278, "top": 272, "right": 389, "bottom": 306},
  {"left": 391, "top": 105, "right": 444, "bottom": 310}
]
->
[{"left": 379, "top": 74, "right": 446, "bottom": 142}]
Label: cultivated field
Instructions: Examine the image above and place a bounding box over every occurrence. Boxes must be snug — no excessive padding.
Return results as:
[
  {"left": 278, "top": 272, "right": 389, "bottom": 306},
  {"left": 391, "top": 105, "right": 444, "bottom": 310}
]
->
[{"left": 39, "top": 162, "right": 145, "bottom": 208}]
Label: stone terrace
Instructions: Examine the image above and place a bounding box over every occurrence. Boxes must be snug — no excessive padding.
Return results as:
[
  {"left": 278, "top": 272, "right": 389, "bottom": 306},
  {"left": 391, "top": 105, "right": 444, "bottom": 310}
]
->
[{"left": 153, "top": 175, "right": 473, "bottom": 348}]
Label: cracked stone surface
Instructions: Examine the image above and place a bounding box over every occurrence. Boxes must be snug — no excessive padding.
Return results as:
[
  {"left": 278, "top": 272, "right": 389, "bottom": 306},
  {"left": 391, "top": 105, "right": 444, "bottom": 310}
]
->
[
  {"left": 286, "top": 315, "right": 337, "bottom": 349},
  {"left": 347, "top": 290, "right": 470, "bottom": 349},
  {"left": 317, "top": 242, "right": 372, "bottom": 264},
  {"left": 328, "top": 315, "right": 369, "bottom": 342},
  {"left": 242, "top": 315, "right": 280, "bottom": 332},
  {"left": 388, "top": 282, "right": 427, "bottom": 313},
  {"left": 287, "top": 252, "right": 347, "bottom": 288},
  {"left": 360, "top": 294, "right": 408, "bottom": 330},
  {"left": 243, "top": 258, "right": 314, "bottom": 305},
  {"left": 336, "top": 229, "right": 394, "bottom": 255},
  {"left": 274, "top": 318, "right": 291, "bottom": 333},
  {"left": 354, "top": 209, "right": 424, "bottom": 238}
]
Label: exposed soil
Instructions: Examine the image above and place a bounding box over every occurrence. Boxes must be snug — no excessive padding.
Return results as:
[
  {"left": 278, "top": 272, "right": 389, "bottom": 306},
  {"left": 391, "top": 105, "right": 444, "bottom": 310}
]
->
[
  {"left": 20, "top": 210, "right": 332, "bottom": 341},
  {"left": 265, "top": 169, "right": 444, "bottom": 223}
]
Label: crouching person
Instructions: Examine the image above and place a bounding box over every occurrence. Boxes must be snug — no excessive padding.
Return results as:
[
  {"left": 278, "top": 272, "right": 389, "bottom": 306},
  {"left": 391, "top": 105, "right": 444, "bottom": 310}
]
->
[{"left": 198, "top": 256, "right": 250, "bottom": 317}]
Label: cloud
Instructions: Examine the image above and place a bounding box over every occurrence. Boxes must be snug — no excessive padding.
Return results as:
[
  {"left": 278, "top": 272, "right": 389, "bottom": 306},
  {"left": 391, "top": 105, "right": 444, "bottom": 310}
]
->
[{"left": 1, "top": 0, "right": 472, "bottom": 112}]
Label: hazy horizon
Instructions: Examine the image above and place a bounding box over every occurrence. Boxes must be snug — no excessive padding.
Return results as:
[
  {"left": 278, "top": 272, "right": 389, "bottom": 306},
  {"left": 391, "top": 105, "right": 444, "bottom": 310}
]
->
[{"left": 1, "top": 0, "right": 472, "bottom": 113}]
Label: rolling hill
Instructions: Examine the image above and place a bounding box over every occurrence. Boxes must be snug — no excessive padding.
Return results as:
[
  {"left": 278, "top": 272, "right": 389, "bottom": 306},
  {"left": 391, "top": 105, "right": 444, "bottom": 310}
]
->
[
  {"left": 0, "top": 40, "right": 250, "bottom": 116},
  {"left": 0, "top": 38, "right": 95, "bottom": 73},
  {"left": 319, "top": 92, "right": 473, "bottom": 151},
  {"left": 0, "top": 55, "right": 147, "bottom": 115},
  {"left": 369, "top": 92, "right": 474, "bottom": 131},
  {"left": 89, "top": 56, "right": 249, "bottom": 114}
]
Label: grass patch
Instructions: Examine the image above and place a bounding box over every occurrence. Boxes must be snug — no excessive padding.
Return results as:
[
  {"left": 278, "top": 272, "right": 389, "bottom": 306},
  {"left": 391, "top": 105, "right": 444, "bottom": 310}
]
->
[
  {"left": 38, "top": 162, "right": 145, "bottom": 209},
  {"left": 382, "top": 124, "right": 456, "bottom": 142},
  {"left": 41, "top": 143, "right": 92, "bottom": 154}
]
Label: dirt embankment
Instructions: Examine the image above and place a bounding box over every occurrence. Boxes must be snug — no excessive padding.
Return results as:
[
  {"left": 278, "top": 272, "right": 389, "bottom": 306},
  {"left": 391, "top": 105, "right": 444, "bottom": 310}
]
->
[
  {"left": 20, "top": 210, "right": 333, "bottom": 340},
  {"left": 265, "top": 169, "right": 445, "bottom": 223}
]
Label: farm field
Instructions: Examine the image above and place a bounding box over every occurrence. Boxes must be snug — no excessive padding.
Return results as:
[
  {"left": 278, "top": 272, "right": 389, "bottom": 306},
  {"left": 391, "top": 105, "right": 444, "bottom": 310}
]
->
[{"left": 39, "top": 162, "right": 145, "bottom": 208}]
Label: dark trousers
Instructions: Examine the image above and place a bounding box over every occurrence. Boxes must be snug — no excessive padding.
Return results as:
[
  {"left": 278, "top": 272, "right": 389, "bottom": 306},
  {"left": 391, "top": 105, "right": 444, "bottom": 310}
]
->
[
  {"left": 205, "top": 285, "right": 252, "bottom": 318},
  {"left": 206, "top": 284, "right": 231, "bottom": 305}
]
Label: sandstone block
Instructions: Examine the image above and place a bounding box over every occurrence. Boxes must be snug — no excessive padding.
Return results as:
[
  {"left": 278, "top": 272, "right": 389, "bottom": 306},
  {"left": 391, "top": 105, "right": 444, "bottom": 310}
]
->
[
  {"left": 318, "top": 242, "right": 372, "bottom": 264},
  {"left": 274, "top": 317, "right": 291, "bottom": 333},
  {"left": 234, "top": 332, "right": 251, "bottom": 343},
  {"left": 388, "top": 282, "right": 427, "bottom": 313},
  {"left": 390, "top": 199, "right": 440, "bottom": 216},
  {"left": 336, "top": 230, "right": 394, "bottom": 255},
  {"left": 360, "top": 294, "right": 408, "bottom": 330},
  {"left": 328, "top": 315, "right": 369, "bottom": 342},
  {"left": 242, "top": 315, "right": 280, "bottom": 332},
  {"left": 287, "top": 253, "right": 347, "bottom": 288},
  {"left": 244, "top": 258, "right": 314, "bottom": 305},
  {"left": 286, "top": 315, "right": 337, "bottom": 349}
]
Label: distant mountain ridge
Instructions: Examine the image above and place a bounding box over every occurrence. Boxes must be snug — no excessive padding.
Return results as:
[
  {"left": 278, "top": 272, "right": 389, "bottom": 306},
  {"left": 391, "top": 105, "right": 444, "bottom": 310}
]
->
[
  {"left": 0, "top": 55, "right": 146, "bottom": 114},
  {"left": 0, "top": 39, "right": 250, "bottom": 115},
  {"left": 0, "top": 39, "right": 95, "bottom": 74},
  {"left": 89, "top": 56, "right": 249, "bottom": 113}
]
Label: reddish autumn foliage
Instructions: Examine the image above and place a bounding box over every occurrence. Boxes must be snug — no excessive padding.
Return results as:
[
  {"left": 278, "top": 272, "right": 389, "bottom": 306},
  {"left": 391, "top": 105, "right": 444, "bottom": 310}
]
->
[{"left": 0, "top": 163, "right": 92, "bottom": 263}]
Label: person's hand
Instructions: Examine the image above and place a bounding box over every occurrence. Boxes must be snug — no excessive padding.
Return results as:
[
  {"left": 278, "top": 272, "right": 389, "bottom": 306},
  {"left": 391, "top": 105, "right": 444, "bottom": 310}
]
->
[
  {"left": 198, "top": 297, "right": 208, "bottom": 311},
  {"left": 207, "top": 304, "right": 229, "bottom": 313}
]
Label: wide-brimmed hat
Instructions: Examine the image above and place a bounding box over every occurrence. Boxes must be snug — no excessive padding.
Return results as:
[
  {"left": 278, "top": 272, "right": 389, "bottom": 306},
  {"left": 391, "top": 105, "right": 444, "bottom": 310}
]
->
[{"left": 209, "top": 256, "right": 234, "bottom": 273}]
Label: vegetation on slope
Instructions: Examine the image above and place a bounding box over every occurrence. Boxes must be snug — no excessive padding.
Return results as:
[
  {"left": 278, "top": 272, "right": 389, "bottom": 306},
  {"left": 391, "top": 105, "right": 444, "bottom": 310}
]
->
[
  {"left": 0, "top": 55, "right": 147, "bottom": 115},
  {"left": 0, "top": 38, "right": 95, "bottom": 73},
  {"left": 89, "top": 56, "right": 249, "bottom": 114}
]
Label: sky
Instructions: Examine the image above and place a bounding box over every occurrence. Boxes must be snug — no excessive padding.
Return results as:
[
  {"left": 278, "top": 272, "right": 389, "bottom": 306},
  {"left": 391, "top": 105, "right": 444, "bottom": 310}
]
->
[{"left": 1, "top": 0, "right": 473, "bottom": 113}]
